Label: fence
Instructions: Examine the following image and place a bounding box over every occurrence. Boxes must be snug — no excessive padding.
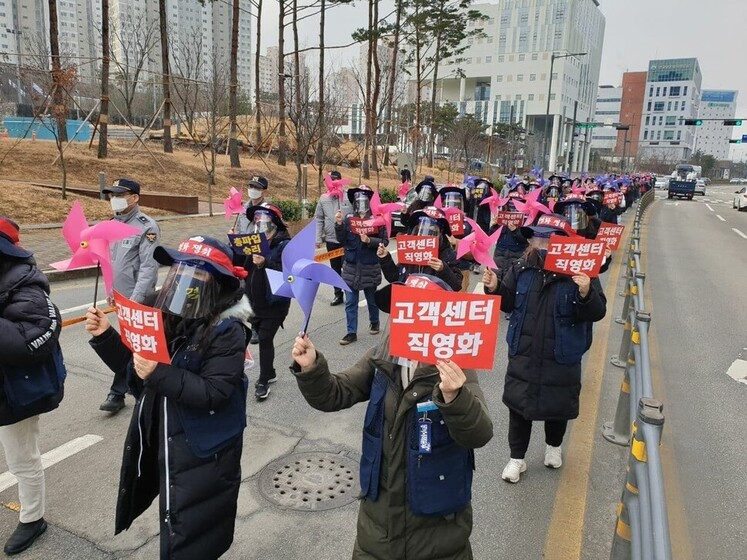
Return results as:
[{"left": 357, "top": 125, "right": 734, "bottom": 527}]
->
[{"left": 603, "top": 188, "right": 672, "bottom": 560}]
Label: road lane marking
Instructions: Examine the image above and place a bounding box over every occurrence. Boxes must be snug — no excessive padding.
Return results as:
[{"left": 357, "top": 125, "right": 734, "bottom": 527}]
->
[
  {"left": 60, "top": 300, "right": 108, "bottom": 315},
  {"left": 716, "top": 215, "right": 726, "bottom": 222},
  {"left": 726, "top": 359, "right": 747, "bottom": 385},
  {"left": 0, "top": 435, "right": 103, "bottom": 493},
  {"left": 705, "top": 204, "right": 714, "bottom": 212},
  {"left": 733, "top": 228, "right": 747, "bottom": 239},
  {"left": 472, "top": 281, "right": 484, "bottom": 294}
]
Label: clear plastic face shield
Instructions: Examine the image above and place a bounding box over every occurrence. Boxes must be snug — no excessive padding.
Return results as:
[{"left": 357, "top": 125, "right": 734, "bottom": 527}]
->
[
  {"left": 418, "top": 185, "right": 436, "bottom": 203},
  {"left": 154, "top": 262, "right": 219, "bottom": 319},
  {"left": 411, "top": 216, "right": 442, "bottom": 238},
  {"left": 545, "top": 186, "right": 561, "bottom": 199},
  {"left": 562, "top": 203, "right": 589, "bottom": 231},
  {"left": 354, "top": 192, "right": 371, "bottom": 216},
  {"left": 252, "top": 210, "right": 278, "bottom": 238},
  {"left": 442, "top": 192, "right": 464, "bottom": 211}
]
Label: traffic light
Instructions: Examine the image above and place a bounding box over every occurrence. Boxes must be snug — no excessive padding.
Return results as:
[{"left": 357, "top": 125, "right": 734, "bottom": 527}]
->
[
  {"left": 724, "top": 119, "right": 743, "bottom": 126},
  {"left": 684, "top": 119, "right": 703, "bottom": 126},
  {"left": 729, "top": 139, "right": 742, "bottom": 144}
]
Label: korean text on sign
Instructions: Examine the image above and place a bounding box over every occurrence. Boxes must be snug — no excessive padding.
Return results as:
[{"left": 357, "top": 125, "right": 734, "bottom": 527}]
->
[
  {"left": 227, "top": 232, "right": 269, "bottom": 256},
  {"left": 395, "top": 235, "right": 438, "bottom": 266},
  {"left": 595, "top": 222, "right": 625, "bottom": 251},
  {"left": 112, "top": 291, "right": 171, "bottom": 364},
  {"left": 493, "top": 211, "right": 525, "bottom": 228},
  {"left": 389, "top": 285, "right": 501, "bottom": 369},
  {"left": 349, "top": 217, "right": 378, "bottom": 236},
  {"left": 446, "top": 211, "right": 465, "bottom": 236},
  {"left": 603, "top": 192, "right": 622, "bottom": 206},
  {"left": 543, "top": 234, "right": 606, "bottom": 277}
]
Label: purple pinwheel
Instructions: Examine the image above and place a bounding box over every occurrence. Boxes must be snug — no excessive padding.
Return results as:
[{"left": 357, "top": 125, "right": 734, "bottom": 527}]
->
[
  {"left": 479, "top": 187, "right": 509, "bottom": 215},
  {"left": 530, "top": 166, "right": 544, "bottom": 180},
  {"left": 514, "top": 188, "right": 552, "bottom": 226},
  {"left": 507, "top": 175, "right": 521, "bottom": 189},
  {"left": 266, "top": 220, "right": 350, "bottom": 332}
]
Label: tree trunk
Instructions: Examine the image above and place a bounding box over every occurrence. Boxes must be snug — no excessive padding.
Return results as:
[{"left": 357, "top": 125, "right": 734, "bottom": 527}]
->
[
  {"left": 361, "top": 1, "right": 374, "bottom": 180},
  {"left": 48, "top": 0, "right": 68, "bottom": 143},
  {"left": 228, "top": 0, "right": 241, "bottom": 167},
  {"left": 293, "top": 0, "right": 302, "bottom": 201},
  {"left": 427, "top": 35, "right": 442, "bottom": 169},
  {"left": 413, "top": 22, "right": 422, "bottom": 181},
  {"left": 97, "top": 0, "right": 109, "bottom": 158},
  {"left": 370, "top": 0, "right": 381, "bottom": 175},
  {"left": 253, "top": 0, "right": 263, "bottom": 147},
  {"left": 382, "top": 0, "right": 402, "bottom": 168},
  {"left": 316, "top": 0, "right": 325, "bottom": 192},
  {"left": 277, "top": 0, "right": 287, "bottom": 166},
  {"left": 159, "top": 0, "right": 172, "bottom": 153}
]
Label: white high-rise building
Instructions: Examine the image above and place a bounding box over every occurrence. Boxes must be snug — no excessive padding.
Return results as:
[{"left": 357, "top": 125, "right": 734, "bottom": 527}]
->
[
  {"left": 638, "top": 58, "right": 702, "bottom": 163},
  {"left": 590, "top": 85, "right": 621, "bottom": 153},
  {"left": 695, "top": 90, "right": 738, "bottom": 161},
  {"left": 406, "top": 0, "right": 605, "bottom": 172}
]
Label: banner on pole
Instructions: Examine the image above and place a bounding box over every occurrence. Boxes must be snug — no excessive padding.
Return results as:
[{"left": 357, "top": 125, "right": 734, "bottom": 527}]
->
[{"left": 314, "top": 247, "right": 345, "bottom": 262}]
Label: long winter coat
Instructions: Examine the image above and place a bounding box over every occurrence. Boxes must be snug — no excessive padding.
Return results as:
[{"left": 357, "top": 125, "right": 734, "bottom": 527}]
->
[
  {"left": 379, "top": 237, "right": 463, "bottom": 292},
  {"left": 241, "top": 230, "right": 291, "bottom": 320},
  {"left": 292, "top": 338, "right": 493, "bottom": 560},
  {"left": 335, "top": 216, "right": 387, "bottom": 291},
  {"left": 489, "top": 257, "right": 606, "bottom": 421},
  {"left": 89, "top": 298, "right": 252, "bottom": 560},
  {"left": 489, "top": 226, "right": 528, "bottom": 280},
  {"left": 0, "top": 257, "right": 63, "bottom": 426}
]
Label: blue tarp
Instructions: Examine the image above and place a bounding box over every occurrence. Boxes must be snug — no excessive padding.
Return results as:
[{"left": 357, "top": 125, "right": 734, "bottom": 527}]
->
[{"left": 1, "top": 116, "right": 91, "bottom": 142}]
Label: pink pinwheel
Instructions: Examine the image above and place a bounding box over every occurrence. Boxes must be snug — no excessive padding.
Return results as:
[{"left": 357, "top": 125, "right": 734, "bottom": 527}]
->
[
  {"left": 223, "top": 187, "right": 244, "bottom": 220},
  {"left": 434, "top": 196, "right": 466, "bottom": 235},
  {"left": 323, "top": 173, "right": 350, "bottom": 201},
  {"left": 398, "top": 182, "right": 411, "bottom": 201},
  {"left": 51, "top": 201, "right": 141, "bottom": 297},
  {"left": 479, "top": 187, "right": 509, "bottom": 215},
  {"left": 457, "top": 218, "right": 502, "bottom": 270},
  {"left": 368, "top": 192, "right": 402, "bottom": 238},
  {"left": 514, "top": 188, "right": 552, "bottom": 226}
]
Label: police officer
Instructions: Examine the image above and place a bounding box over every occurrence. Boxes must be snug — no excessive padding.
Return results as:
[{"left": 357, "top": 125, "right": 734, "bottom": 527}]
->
[
  {"left": 99, "top": 178, "right": 160, "bottom": 414},
  {"left": 235, "top": 175, "right": 269, "bottom": 235}
]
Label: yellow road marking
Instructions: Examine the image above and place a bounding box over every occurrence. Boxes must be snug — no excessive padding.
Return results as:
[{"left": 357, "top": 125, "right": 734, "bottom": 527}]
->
[{"left": 542, "top": 222, "right": 627, "bottom": 560}]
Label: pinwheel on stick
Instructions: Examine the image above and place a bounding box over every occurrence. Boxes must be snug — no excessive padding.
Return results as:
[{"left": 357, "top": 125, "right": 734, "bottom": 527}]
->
[
  {"left": 513, "top": 188, "right": 552, "bottom": 226},
  {"left": 224, "top": 187, "right": 244, "bottom": 230},
  {"left": 457, "top": 218, "right": 502, "bottom": 270}
]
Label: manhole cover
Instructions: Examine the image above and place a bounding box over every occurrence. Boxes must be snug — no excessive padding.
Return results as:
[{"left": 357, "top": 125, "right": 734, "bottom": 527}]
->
[{"left": 258, "top": 451, "right": 359, "bottom": 511}]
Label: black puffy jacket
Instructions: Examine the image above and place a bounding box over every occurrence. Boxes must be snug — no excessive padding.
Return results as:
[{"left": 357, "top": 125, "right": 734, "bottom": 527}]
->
[
  {"left": 89, "top": 298, "right": 251, "bottom": 560},
  {"left": 241, "top": 230, "right": 291, "bottom": 320},
  {"left": 336, "top": 217, "right": 387, "bottom": 291},
  {"left": 0, "top": 258, "right": 63, "bottom": 426}
]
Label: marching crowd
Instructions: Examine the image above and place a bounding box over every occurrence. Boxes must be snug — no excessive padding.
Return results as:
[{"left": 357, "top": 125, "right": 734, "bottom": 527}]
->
[{"left": 0, "top": 168, "right": 651, "bottom": 558}]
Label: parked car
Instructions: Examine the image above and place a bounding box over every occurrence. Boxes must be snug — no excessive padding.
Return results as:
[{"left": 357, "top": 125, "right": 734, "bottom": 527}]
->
[
  {"left": 695, "top": 179, "right": 706, "bottom": 196},
  {"left": 655, "top": 176, "right": 669, "bottom": 189},
  {"left": 730, "top": 178, "right": 747, "bottom": 184},
  {"left": 734, "top": 187, "right": 747, "bottom": 211}
]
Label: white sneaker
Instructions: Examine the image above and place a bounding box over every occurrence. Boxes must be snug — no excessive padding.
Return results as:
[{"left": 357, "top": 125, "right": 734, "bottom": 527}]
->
[
  {"left": 501, "top": 458, "right": 527, "bottom": 483},
  {"left": 544, "top": 445, "right": 563, "bottom": 469}
]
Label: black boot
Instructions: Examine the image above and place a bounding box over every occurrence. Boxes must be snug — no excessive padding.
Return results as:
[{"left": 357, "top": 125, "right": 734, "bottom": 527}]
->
[
  {"left": 4, "top": 518, "right": 47, "bottom": 555},
  {"left": 330, "top": 293, "right": 344, "bottom": 306}
]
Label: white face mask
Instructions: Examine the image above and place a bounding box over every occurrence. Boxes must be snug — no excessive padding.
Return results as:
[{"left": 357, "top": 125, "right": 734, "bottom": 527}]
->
[
  {"left": 248, "top": 188, "right": 263, "bottom": 201},
  {"left": 110, "top": 197, "right": 129, "bottom": 213}
]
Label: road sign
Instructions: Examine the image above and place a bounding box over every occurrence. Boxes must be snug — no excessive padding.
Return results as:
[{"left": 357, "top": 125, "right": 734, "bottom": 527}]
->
[{"left": 576, "top": 123, "right": 598, "bottom": 129}]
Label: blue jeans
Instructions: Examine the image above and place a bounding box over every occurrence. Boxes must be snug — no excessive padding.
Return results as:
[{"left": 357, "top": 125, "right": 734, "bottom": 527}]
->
[{"left": 345, "top": 287, "right": 379, "bottom": 335}]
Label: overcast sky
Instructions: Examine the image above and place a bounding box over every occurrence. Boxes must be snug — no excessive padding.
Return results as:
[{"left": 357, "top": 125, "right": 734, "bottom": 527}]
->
[{"left": 257, "top": 0, "right": 747, "bottom": 161}]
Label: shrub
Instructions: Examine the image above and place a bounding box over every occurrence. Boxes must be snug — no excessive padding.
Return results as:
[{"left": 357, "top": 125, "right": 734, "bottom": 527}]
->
[
  {"left": 378, "top": 188, "right": 399, "bottom": 203},
  {"left": 274, "top": 199, "right": 317, "bottom": 222}
]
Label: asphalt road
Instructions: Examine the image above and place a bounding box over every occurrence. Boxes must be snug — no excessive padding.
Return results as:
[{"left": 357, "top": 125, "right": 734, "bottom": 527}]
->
[
  {"left": 643, "top": 183, "right": 747, "bottom": 560},
  {"left": 0, "top": 205, "right": 678, "bottom": 559}
]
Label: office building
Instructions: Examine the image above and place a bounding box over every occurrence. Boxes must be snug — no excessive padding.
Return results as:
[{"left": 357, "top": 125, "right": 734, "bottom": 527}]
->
[
  {"left": 695, "top": 90, "right": 738, "bottom": 160},
  {"left": 590, "top": 85, "right": 621, "bottom": 153},
  {"left": 616, "top": 71, "right": 647, "bottom": 158}
]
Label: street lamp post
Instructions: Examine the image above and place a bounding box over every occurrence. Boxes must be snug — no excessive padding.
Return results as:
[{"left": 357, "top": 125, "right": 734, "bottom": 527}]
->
[
  {"left": 616, "top": 124, "right": 631, "bottom": 173},
  {"left": 541, "top": 51, "right": 587, "bottom": 171}
]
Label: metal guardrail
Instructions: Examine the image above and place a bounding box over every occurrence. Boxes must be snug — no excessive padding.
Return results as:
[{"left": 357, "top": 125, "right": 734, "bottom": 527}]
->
[{"left": 602, "top": 189, "right": 672, "bottom": 560}]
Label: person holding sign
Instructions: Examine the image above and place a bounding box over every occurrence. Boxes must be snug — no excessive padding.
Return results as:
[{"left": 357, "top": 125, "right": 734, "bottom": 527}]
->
[
  {"left": 488, "top": 193, "right": 529, "bottom": 285},
  {"left": 437, "top": 186, "right": 473, "bottom": 292},
  {"left": 289, "top": 274, "right": 493, "bottom": 560},
  {"left": 240, "top": 203, "right": 292, "bottom": 400},
  {"left": 378, "top": 206, "right": 463, "bottom": 292},
  {"left": 482, "top": 215, "right": 606, "bottom": 483},
  {"left": 335, "top": 186, "right": 387, "bottom": 346},
  {"left": 85, "top": 236, "right": 251, "bottom": 560}
]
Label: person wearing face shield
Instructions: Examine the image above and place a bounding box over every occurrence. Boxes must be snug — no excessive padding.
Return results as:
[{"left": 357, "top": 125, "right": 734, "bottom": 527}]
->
[
  {"left": 438, "top": 186, "right": 473, "bottom": 292},
  {"left": 487, "top": 197, "right": 529, "bottom": 286},
  {"left": 100, "top": 178, "right": 160, "bottom": 414},
  {"left": 482, "top": 214, "right": 606, "bottom": 484},
  {"left": 377, "top": 207, "right": 463, "bottom": 291},
  {"left": 404, "top": 178, "right": 438, "bottom": 217},
  {"left": 85, "top": 236, "right": 252, "bottom": 560},
  {"left": 334, "top": 186, "right": 387, "bottom": 346},
  {"left": 233, "top": 176, "right": 269, "bottom": 235},
  {"left": 238, "top": 203, "right": 292, "bottom": 400}
]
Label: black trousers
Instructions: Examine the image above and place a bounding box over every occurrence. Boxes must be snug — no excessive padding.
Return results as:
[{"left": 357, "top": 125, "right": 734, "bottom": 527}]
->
[
  {"left": 109, "top": 367, "right": 129, "bottom": 397},
  {"left": 508, "top": 409, "right": 568, "bottom": 460},
  {"left": 252, "top": 316, "right": 285, "bottom": 384},
  {"left": 326, "top": 241, "right": 344, "bottom": 297}
]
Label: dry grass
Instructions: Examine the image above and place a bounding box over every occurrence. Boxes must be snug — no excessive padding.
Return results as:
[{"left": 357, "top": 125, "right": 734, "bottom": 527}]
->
[{"left": 0, "top": 136, "right": 453, "bottom": 224}]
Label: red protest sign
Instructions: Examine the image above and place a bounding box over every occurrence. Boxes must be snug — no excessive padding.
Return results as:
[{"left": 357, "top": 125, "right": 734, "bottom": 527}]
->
[
  {"left": 446, "top": 210, "right": 465, "bottom": 236},
  {"left": 603, "top": 192, "right": 619, "bottom": 206},
  {"left": 544, "top": 234, "right": 606, "bottom": 277},
  {"left": 389, "top": 285, "right": 501, "bottom": 369},
  {"left": 596, "top": 222, "right": 625, "bottom": 251},
  {"left": 349, "top": 217, "right": 378, "bottom": 235},
  {"left": 493, "top": 211, "right": 525, "bottom": 228},
  {"left": 112, "top": 292, "right": 171, "bottom": 364},
  {"left": 396, "top": 235, "right": 438, "bottom": 265}
]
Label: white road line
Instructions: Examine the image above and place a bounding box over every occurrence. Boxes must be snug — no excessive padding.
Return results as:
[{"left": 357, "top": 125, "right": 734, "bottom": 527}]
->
[
  {"left": 716, "top": 215, "right": 726, "bottom": 222},
  {"left": 0, "top": 435, "right": 103, "bottom": 493},
  {"left": 733, "top": 228, "right": 747, "bottom": 239},
  {"left": 726, "top": 359, "right": 747, "bottom": 385},
  {"left": 705, "top": 204, "right": 714, "bottom": 212},
  {"left": 472, "top": 281, "right": 485, "bottom": 294},
  {"left": 59, "top": 300, "right": 108, "bottom": 314}
]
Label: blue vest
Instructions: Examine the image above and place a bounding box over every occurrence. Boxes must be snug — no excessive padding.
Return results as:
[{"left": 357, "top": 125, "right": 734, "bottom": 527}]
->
[
  {"left": 506, "top": 270, "right": 592, "bottom": 365},
  {"left": 359, "top": 370, "right": 474, "bottom": 517}
]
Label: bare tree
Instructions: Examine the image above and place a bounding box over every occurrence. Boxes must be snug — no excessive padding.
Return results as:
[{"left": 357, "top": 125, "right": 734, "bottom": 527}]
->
[
  {"left": 277, "top": 0, "right": 289, "bottom": 166},
  {"left": 98, "top": 0, "right": 110, "bottom": 158},
  {"left": 171, "top": 27, "right": 206, "bottom": 137},
  {"left": 200, "top": 48, "right": 229, "bottom": 215},
  {"left": 158, "top": 0, "right": 173, "bottom": 152},
  {"left": 48, "top": 0, "right": 68, "bottom": 142},
  {"left": 227, "top": 0, "right": 241, "bottom": 167},
  {"left": 253, "top": 0, "right": 263, "bottom": 147}
]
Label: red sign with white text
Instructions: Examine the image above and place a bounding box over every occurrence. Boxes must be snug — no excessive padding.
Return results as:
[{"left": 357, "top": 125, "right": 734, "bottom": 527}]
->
[
  {"left": 389, "top": 285, "right": 501, "bottom": 369},
  {"left": 596, "top": 222, "right": 625, "bottom": 251},
  {"left": 446, "top": 210, "right": 465, "bottom": 236},
  {"left": 113, "top": 291, "right": 171, "bottom": 364},
  {"left": 603, "top": 192, "right": 623, "bottom": 206},
  {"left": 543, "top": 235, "right": 606, "bottom": 277},
  {"left": 349, "top": 217, "right": 378, "bottom": 235},
  {"left": 493, "top": 211, "right": 525, "bottom": 228},
  {"left": 395, "top": 235, "right": 438, "bottom": 265}
]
